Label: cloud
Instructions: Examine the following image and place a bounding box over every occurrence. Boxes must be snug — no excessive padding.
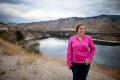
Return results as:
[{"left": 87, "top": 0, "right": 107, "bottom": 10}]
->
[
  {"left": 0, "top": 0, "right": 120, "bottom": 23},
  {"left": 0, "top": 0, "right": 25, "bottom": 4},
  {"left": 0, "top": 3, "right": 76, "bottom": 22},
  {"left": 105, "top": 0, "right": 120, "bottom": 14}
]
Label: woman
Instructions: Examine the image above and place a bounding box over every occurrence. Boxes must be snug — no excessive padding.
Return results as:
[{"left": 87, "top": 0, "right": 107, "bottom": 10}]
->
[{"left": 66, "top": 24, "right": 96, "bottom": 80}]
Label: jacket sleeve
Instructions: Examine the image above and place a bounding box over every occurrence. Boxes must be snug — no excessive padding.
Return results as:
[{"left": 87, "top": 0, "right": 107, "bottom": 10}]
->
[
  {"left": 87, "top": 36, "right": 96, "bottom": 63},
  {"left": 66, "top": 38, "right": 73, "bottom": 66}
]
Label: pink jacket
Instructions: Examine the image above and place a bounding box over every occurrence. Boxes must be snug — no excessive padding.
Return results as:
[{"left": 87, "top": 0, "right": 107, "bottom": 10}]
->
[{"left": 66, "top": 35, "right": 96, "bottom": 66}]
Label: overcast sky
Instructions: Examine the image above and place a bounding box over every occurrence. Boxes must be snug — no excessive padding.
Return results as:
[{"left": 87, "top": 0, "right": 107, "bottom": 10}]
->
[{"left": 0, "top": 0, "right": 120, "bottom": 23}]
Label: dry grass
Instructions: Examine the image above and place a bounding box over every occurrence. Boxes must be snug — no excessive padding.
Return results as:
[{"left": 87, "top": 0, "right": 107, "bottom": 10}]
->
[
  {"left": 0, "top": 59, "right": 2, "bottom": 64},
  {"left": 0, "top": 47, "right": 4, "bottom": 54},
  {"left": 33, "top": 66, "right": 38, "bottom": 75},
  {"left": 25, "top": 53, "right": 38, "bottom": 64},
  {"left": 49, "top": 56, "right": 66, "bottom": 65},
  {"left": 16, "top": 59, "right": 21, "bottom": 68},
  {"left": 91, "top": 63, "right": 120, "bottom": 79},
  {"left": 0, "top": 69, "right": 6, "bottom": 79},
  {"left": 0, "top": 39, "right": 25, "bottom": 55},
  {"left": 21, "top": 73, "right": 29, "bottom": 80},
  {"left": 0, "top": 52, "right": 118, "bottom": 80},
  {"left": 0, "top": 39, "right": 39, "bottom": 63},
  {"left": 0, "top": 38, "right": 40, "bottom": 74},
  {"left": 16, "top": 53, "right": 39, "bottom": 65}
]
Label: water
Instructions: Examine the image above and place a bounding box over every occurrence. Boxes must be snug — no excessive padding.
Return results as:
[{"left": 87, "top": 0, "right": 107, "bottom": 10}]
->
[
  {"left": 37, "top": 37, "right": 120, "bottom": 68},
  {"left": 38, "top": 38, "right": 68, "bottom": 56}
]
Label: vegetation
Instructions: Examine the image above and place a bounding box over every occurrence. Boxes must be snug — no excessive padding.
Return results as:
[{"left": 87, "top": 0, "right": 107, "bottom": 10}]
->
[{"left": 15, "top": 30, "right": 24, "bottom": 45}]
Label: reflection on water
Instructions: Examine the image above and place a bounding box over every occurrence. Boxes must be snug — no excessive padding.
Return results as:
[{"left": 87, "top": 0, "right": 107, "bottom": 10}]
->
[
  {"left": 38, "top": 38, "right": 68, "bottom": 56},
  {"left": 37, "top": 37, "right": 120, "bottom": 68}
]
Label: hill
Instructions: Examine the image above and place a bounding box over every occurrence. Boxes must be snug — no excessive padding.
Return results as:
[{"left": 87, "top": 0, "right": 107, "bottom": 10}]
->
[{"left": 11, "top": 14, "right": 120, "bottom": 33}]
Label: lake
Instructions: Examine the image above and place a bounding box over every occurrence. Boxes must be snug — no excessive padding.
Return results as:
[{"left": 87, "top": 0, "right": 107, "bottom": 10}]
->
[{"left": 37, "top": 37, "right": 120, "bottom": 68}]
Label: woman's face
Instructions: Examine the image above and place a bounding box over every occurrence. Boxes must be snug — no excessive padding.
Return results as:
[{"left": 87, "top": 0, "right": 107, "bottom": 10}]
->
[{"left": 77, "top": 25, "right": 86, "bottom": 36}]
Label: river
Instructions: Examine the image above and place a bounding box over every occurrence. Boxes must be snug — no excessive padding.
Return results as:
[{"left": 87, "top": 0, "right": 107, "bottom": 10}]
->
[{"left": 37, "top": 37, "right": 120, "bottom": 68}]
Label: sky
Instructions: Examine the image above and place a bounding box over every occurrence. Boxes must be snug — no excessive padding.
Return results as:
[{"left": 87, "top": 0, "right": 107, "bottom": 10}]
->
[{"left": 0, "top": 0, "right": 120, "bottom": 23}]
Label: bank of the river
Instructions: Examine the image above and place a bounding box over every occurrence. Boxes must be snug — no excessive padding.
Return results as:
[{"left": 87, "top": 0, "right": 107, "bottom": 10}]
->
[
  {"left": 93, "top": 39, "right": 120, "bottom": 45},
  {"left": 25, "top": 35, "right": 120, "bottom": 46},
  {"left": 24, "top": 31, "right": 120, "bottom": 44}
]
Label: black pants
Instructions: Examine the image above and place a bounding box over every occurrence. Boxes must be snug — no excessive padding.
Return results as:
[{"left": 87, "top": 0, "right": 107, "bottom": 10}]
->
[{"left": 71, "top": 62, "right": 90, "bottom": 80}]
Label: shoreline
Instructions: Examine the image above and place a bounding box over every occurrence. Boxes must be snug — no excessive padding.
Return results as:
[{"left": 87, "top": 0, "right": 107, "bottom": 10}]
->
[
  {"left": 93, "top": 39, "right": 120, "bottom": 46},
  {"left": 25, "top": 36, "right": 120, "bottom": 46}
]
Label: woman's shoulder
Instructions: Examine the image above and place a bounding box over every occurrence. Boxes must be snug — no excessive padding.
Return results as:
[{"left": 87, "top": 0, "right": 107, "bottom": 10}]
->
[
  {"left": 69, "top": 35, "right": 77, "bottom": 40},
  {"left": 84, "top": 35, "right": 92, "bottom": 39},
  {"left": 84, "top": 35, "right": 91, "bottom": 37}
]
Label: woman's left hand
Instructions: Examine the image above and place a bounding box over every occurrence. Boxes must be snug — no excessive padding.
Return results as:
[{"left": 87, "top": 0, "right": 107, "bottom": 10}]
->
[{"left": 85, "top": 59, "right": 90, "bottom": 65}]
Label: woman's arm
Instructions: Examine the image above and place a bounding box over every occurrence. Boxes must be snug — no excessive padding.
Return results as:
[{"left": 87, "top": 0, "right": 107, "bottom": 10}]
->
[
  {"left": 87, "top": 36, "right": 96, "bottom": 63},
  {"left": 66, "top": 38, "right": 73, "bottom": 68}
]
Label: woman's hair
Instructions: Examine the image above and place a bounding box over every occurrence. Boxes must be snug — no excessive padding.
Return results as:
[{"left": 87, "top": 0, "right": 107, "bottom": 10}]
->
[{"left": 76, "top": 24, "right": 85, "bottom": 32}]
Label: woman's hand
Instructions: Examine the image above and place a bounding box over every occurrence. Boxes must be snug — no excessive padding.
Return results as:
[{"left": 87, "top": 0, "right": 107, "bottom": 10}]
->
[
  {"left": 68, "top": 64, "right": 73, "bottom": 70},
  {"left": 85, "top": 59, "right": 90, "bottom": 65}
]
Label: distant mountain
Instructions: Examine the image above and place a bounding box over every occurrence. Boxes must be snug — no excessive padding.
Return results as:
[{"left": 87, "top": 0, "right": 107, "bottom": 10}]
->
[
  {"left": 0, "top": 22, "right": 9, "bottom": 31},
  {"left": 11, "top": 14, "right": 120, "bottom": 32},
  {"left": 85, "top": 14, "right": 120, "bottom": 21}
]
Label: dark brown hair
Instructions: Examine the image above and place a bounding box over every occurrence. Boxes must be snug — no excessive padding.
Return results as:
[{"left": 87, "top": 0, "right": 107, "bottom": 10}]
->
[{"left": 76, "top": 24, "right": 85, "bottom": 32}]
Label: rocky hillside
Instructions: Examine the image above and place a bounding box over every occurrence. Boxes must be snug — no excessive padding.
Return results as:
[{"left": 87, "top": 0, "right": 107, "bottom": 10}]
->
[
  {"left": 0, "top": 22, "right": 16, "bottom": 43},
  {"left": 12, "top": 14, "right": 120, "bottom": 32},
  {"left": 1, "top": 15, "right": 120, "bottom": 42}
]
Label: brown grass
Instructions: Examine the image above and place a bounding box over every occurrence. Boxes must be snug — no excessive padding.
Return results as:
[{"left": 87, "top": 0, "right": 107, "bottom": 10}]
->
[
  {"left": 33, "top": 66, "right": 38, "bottom": 75},
  {"left": 0, "top": 39, "right": 25, "bottom": 55},
  {"left": 91, "top": 63, "right": 120, "bottom": 79},
  {"left": 50, "top": 56, "right": 66, "bottom": 65},
  {"left": 21, "top": 73, "right": 29, "bottom": 80},
  {"left": 0, "top": 39, "right": 36, "bottom": 55},
  {"left": 22, "top": 53, "right": 38, "bottom": 64},
  {"left": 0, "top": 58, "right": 2, "bottom": 62},
  {"left": 0, "top": 39, "right": 39, "bottom": 65},
  {"left": 0, "top": 68, "right": 6, "bottom": 79}
]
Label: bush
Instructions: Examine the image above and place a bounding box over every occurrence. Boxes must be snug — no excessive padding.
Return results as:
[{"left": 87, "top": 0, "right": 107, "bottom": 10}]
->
[
  {"left": 15, "top": 30, "right": 24, "bottom": 42},
  {"left": 15, "top": 30, "right": 25, "bottom": 46}
]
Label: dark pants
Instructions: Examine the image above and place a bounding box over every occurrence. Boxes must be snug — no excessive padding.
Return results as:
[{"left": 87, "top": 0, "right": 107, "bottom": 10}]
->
[{"left": 71, "top": 62, "right": 90, "bottom": 80}]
